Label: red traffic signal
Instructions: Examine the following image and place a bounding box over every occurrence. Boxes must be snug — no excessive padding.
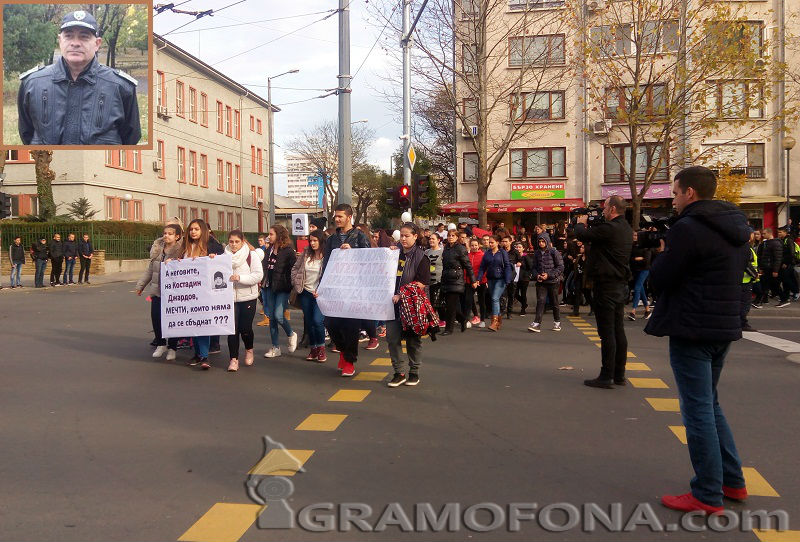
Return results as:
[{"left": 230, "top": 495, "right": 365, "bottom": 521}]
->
[{"left": 397, "top": 184, "right": 411, "bottom": 209}]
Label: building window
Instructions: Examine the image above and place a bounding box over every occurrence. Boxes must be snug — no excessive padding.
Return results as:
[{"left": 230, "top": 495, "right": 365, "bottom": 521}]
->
[
  {"left": 234, "top": 164, "right": 241, "bottom": 194},
  {"left": 257, "top": 148, "right": 263, "bottom": 175},
  {"left": 200, "top": 154, "right": 208, "bottom": 187},
  {"left": 251, "top": 145, "right": 256, "bottom": 172},
  {"left": 509, "top": 34, "right": 565, "bottom": 67},
  {"left": 157, "top": 71, "right": 166, "bottom": 108},
  {"left": 510, "top": 148, "right": 566, "bottom": 179},
  {"left": 200, "top": 92, "right": 208, "bottom": 126},
  {"left": 190, "top": 207, "right": 199, "bottom": 220},
  {"left": 218, "top": 211, "right": 225, "bottom": 230},
  {"left": 106, "top": 197, "right": 115, "bottom": 220},
  {"left": 256, "top": 118, "right": 263, "bottom": 134},
  {"left": 133, "top": 200, "right": 143, "bottom": 222},
  {"left": 250, "top": 115, "right": 255, "bottom": 131},
  {"left": 513, "top": 91, "right": 565, "bottom": 122},
  {"left": 189, "top": 87, "right": 197, "bottom": 122},
  {"left": 121, "top": 200, "right": 129, "bottom": 221},
  {"left": 159, "top": 203, "right": 167, "bottom": 223},
  {"left": 703, "top": 143, "right": 765, "bottom": 179},
  {"left": 257, "top": 187, "right": 264, "bottom": 200},
  {"left": 216, "top": 101, "right": 223, "bottom": 133},
  {"left": 605, "top": 84, "right": 667, "bottom": 120},
  {"left": 217, "top": 159, "right": 224, "bottom": 190},
  {"left": 202, "top": 208, "right": 209, "bottom": 224},
  {"left": 177, "top": 147, "right": 186, "bottom": 182},
  {"left": 640, "top": 20, "right": 679, "bottom": 54},
  {"left": 178, "top": 206, "right": 187, "bottom": 226},
  {"left": 133, "top": 150, "right": 141, "bottom": 172},
  {"left": 157, "top": 140, "right": 165, "bottom": 178},
  {"left": 707, "top": 81, "right": 764, "bottom": 119},
  {"left": 509, "top": 0, "right": 565, "bottom": 10},
  {"left": 706, "top": 21, "right": 763, "bottom": 59},
  {"left": 251, "top": 185, "right": 257, "bottom": 206},
  {"left": 176, "top": 81, "right": 185, "bottom": 117},
  {"left": 227, "top": 211, "right": 234, "bottom": 231},
  {"left": 225, "top": 106, "right": 232, "bottom": 136},
  {"left": 462, "top": 44, "right": 478, "bottom": 75},
  {"left": 119, "top": 151, "right": 128, "bottom": 169},
  {"left": 5, "top": 150, "right": 34, "bottom": 163},
  {"left": 189, "top": 151, "right": 197, "bottom": 185},
  {"left": 604, "top": 144, "right": 668, "bottom": 183},
  {"left": 236, "top": 212, "right": 242, "bottom": 229},
  {"left": 463, "top": 152, "right": 478, "bottom": 183},
  {"left": 234, "top": 110, "right": 241, "bottom": 140},
  {"left": 226, "top": 162, "right": 233, "bottom": 192},
  {"left": 592, "top": 21, "right": 678, "bottom": 58}
]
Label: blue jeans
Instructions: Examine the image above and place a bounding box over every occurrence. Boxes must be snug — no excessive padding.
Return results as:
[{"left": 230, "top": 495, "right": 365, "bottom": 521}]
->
[
  {"left": 193, "top": 336, "right": 210, "bottom": 358},
  {"left": 63, "top": 258, "right": 76, "bottom": 283},
  {"left": 669, "top": 337, "right": 745, "bottom": 506},
  {"left": 34, "top": 259, "right": 47, "bottom": 287},
  {"left": 299, "top": 290, "right": 325, "bottom": 347},
  {"left": 260, "top": 286, "right": 270, "bottom": 315},
  {"left": 266, "top": 288, "right": 293, "bottom": 347},
  {"left": 10, "top": 263, "right": 22, "bottom": 287},
  {"left": 632, "top": 270, "right": 650, "bottom": 309},
  {"left": 488, "top": 279, "right": 506, "bottom": 316}
]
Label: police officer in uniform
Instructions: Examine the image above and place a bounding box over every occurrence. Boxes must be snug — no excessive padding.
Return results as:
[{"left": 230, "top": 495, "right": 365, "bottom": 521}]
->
[{"left": 18, "top": 10, "right": 141, "bottom": 145}]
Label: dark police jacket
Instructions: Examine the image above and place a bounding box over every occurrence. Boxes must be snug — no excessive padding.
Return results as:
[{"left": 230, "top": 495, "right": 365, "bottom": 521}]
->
[
  {"left": 18, "top": 57, "right": 140, "bottom": 145},
  {"left": 574, "top": 215, "right": 633, "bottom": 285},
  {"left": 644, "top": 200, "right": 751, "bottom": 342}
]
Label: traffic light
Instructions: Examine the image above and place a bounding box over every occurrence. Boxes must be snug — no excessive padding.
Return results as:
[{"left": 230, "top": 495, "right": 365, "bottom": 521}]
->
[
  {"left": 412, "top": 174, "right": 430, "bottom": 211},
  {"left": 0, "top": 192, "right": 11, "bottom": 219},
  {"left": 397, "top": 184, "right": 411, "bottom": 209}
]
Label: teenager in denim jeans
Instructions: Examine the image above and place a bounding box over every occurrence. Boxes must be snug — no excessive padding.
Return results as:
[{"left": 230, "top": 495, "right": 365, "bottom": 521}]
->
[
  {"left": 475, "top": 235, "right": 513, "bottom": 332},
  {"left": 9, "top": 236, "right": 26, "bottom": 288}
]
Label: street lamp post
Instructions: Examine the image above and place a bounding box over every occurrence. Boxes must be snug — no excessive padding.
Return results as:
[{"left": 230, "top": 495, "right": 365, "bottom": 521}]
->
[
  {"left": 784, "top": 135, "right": 796, "bottom": 226},
  {"left": 267, "top": 69, "right": 299, "bottom": 229}
]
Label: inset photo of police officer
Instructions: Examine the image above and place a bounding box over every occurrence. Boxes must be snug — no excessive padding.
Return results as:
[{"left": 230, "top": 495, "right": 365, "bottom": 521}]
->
[{"left": 2, "top": 2, "right": 151, "bottom": 147}]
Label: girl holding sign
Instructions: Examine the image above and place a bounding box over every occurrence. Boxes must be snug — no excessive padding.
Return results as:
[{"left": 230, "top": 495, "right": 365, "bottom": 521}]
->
[
  {"left": 225, "top": 230, "right": 264, "bottom": 372},
  {"left": 263, "top": 224, "right": 298, "bottom": 358},
  {"left": 181, "top": 219, "right": 225, "bottom": 370}
]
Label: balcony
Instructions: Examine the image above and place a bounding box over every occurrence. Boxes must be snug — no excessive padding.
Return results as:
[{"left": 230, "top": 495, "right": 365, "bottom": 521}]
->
[
  {"left": 603, "top": 170, "right": 669, "bottom": 184},
  {"left": 710, "top": 166, "right": 765, "bottom": 179},
  {"left": 509, "top": 0, "right": 565, "bottom": 10}
]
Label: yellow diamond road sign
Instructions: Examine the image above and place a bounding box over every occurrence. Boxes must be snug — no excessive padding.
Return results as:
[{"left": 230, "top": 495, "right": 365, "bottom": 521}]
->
[{"left": 406, "top": 145, "right": 416, "bottom": 170}]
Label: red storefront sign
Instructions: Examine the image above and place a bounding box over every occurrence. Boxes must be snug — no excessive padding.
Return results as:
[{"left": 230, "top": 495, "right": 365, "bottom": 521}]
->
[{"left": 441, "top": 198, "right": 584, "bottom": 214}]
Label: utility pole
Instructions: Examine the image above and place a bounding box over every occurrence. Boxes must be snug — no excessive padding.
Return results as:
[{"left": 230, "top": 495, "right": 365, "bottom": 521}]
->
[
  {"left": 337, "top": 0, "right": 353, "bottom": 205},
  {"left": 402, "top": 0, "right": 412, "bottom": 190}
]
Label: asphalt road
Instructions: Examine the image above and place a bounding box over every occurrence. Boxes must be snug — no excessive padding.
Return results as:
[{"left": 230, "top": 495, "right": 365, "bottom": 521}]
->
[{"left": 0, "top": 281, "right": 798, "bottom": 542}]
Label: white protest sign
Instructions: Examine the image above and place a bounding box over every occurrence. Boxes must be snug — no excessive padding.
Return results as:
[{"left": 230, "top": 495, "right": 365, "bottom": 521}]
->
[
  {"left": 316, "top": 248, "right": 399, "bottom": 321},
  {"left": 292, "top": 213, "right": 309, "bottom": 236},
  {"left": 160, "top": 253, "right": 236, "bottom": 338}
]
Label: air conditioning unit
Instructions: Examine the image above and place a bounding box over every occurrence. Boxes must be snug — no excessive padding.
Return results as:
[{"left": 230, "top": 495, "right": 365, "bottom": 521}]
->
[
  {"left": 586, "top": 0, "right": 605, "bottom": 11},
  {"left": 592, "top": 119, "right": 610, "bottom": 135},
  {"left": 461, "top": 125, "right": 479, "bottom": 137},
  {"left": 156, "top": 105, "right": 171, "bottom": 119},
  {"left": 152, "top": 159, "right": 162, "bottom": 171}
]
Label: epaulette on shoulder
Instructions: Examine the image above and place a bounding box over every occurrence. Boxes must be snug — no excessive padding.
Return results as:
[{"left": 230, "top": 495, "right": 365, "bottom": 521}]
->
[
  {"left": 114, "top": 69, "right": 138, "bottom": 87},
  {"left": 19, "top": 65, "right": 44, "bottom": 80}
]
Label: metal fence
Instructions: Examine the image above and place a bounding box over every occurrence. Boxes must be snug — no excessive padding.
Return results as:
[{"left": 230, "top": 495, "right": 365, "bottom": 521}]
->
[{"left": 0, "top": 223, "right": 263, "bottom": 260}]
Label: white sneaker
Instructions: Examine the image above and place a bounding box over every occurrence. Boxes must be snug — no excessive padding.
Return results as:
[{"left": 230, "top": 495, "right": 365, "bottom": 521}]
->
[
  {"left": 528, "top": 322, "right": 541, "bottom": 333},
  {"left": 287, "top": 332, "right": 298, "bottom": 353},
  {"left": 478, "top": 321, "right": 486, "bottom": 328},
  {"left": 166, "top": 349, "right": 176, "bottom": 361},
  {"left": 152, "top": 345, "right": 168, "bottom": 358},
  {"left": 465, "top": 321, "right": 472, "bottom": 329},
  {"left": 552, "top": 322, "right": 561, "bottom": 331},
  {"left": 264, "top": 347, "right": 282, "bottom": 358}
]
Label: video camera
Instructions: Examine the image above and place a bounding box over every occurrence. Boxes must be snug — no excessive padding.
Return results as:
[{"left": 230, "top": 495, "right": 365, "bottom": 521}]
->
[
  {"left": 636, "top": 214, "right": 676, "bottom": 248},
  {"left": 569, "top": 205, "right": 604, "bottom": 229}
]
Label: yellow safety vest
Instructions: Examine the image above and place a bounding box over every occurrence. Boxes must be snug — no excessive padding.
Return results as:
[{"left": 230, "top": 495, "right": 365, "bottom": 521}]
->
[{"left": 743, "top": 247, "right": 758, "bottom": 284}]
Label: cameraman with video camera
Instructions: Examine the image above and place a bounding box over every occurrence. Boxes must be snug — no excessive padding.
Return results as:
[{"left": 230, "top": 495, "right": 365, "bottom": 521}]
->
[{"left": 574, "top": 195, "right": 633, "bottom": 389}]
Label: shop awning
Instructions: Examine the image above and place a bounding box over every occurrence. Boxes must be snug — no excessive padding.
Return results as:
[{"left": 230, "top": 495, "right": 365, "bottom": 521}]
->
[
  {"left": 441, "top": 199, "right": 585, "bottom": 214},
  {"left": 738, "top": 195, "right": 800, "bottom": 205}
]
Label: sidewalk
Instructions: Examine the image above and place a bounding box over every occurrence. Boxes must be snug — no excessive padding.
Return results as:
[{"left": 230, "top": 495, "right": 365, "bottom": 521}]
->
[{"left": 0, "top": 271, "right": 142, "bottom": 292}]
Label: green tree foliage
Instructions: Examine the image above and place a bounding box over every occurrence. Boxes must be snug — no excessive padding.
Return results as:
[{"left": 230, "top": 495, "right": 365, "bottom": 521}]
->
[
  {"left": 118, "top": 5, "right": 148, "bottom": 53},
  {"left": 3, "top": 4, "right": 58, "bottom": 74},
  {"left": 66, "top": 197, "right": 100, "bottom": 221}
]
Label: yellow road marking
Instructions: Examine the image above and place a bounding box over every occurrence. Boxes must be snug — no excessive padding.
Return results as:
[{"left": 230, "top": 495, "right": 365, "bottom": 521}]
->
[
  {"left": 645, "top": 398, "right": 680, "bottom": 411},
  {"left": 353, "top": 371, "right": 388, "bottom": 382},
  {"left": 588, "top": 337, "right": 602, "bottom": 342},
  {"left": 295, "top": 414, "right": 347, "bottom": 431},
  {"left": 629, "top": 378, "right": 669, "bottom": 389},
  {"left": 627, "top": 351, "right": 637, "bottom": 358},
  {"left": 626, "top": 362, "right": 651, "bottom": 371},
  {"left": 572, "top": 323, "right": 592, "bottom": 328},
  {"left": 370, "top": 357, "right": 392, "bottom": 366},
  {"left": 329, "top": 389, "right": 371, "bottom": 402},
  {"left": 743, "top": 467, "right": 780, "bottom": 497},
  {"left": 178, "top": 503, "right": 262, "bottom": 542},
  {"left": 249, "top": 449, "right": 314, "bottom": 476},
  {"left": 668, "top": 425, "right": 687, "bottom": 444},
  {"left": 753, "top": 529, "right": 799, "bottom": 541},
  {"left": 582, "top": 331, "right": 599, "bottom": 336}
]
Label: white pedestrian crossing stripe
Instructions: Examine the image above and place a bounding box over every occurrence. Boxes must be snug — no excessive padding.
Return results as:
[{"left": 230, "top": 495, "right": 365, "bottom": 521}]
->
[{"left": 743, "top": 331, "right": 800, "bottom": 353}]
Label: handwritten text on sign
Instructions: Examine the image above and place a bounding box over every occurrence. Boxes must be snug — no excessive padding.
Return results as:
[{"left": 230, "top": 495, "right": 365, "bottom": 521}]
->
[
  {"left": 160, "top": 253, "right": 236, "bottom": 338},
  {"left": 316, "top": 248, "right": 399, "bottom": 321}
]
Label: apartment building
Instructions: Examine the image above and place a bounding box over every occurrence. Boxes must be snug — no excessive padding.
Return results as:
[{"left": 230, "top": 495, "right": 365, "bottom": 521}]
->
[
  {"left": 2, "top": 34, "right": 292, "bottom": 232},
  {"left": 286, "top": 155, "right": 318, "bottom": 205},
  {"left": 450, "top": 0, "right": 798, "bottom": 230}
]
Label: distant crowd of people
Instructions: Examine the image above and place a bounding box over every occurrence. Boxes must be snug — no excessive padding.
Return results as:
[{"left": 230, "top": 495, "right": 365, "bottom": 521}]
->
[{"left": 2, "top": 233, "right": 94, "bottom": 289}]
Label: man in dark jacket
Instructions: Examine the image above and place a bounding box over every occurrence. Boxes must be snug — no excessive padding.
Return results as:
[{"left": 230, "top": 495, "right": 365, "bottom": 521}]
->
[
  {"left": 320, "top": 204, "right": 371, "bottom": 377},
  {"left": 49, "top": 233, "right": 65, "bottom": 286},
  {"left": 33, "top": 238, "right": 49, "bottom": 288},
  {"left": 755, "top": 228, "right": 782, "bottom": 305},
  {"left": 62, "top": 233, "right": 78, "bottom": 284},
  {"left": 776, "top": 227, "right": 798, "bottom": 306},
  {"left": 575, "top": 195, "right": 633, "bottom": 388},
  {"left": 9, "top": 236, "right": 26, "bottom": 288},
  {"left": 527, "top": 235, "right": 564, "bottom": 332},
  {"left": 78, "top": 233, "right": 93, "bottom": 284},
  {"left": 645, "top": 166, "right": 749, "bottom": 515}
]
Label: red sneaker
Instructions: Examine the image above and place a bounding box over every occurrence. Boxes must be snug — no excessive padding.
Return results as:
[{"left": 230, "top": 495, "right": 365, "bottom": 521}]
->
[
  {"left": 316, "top": 346, "right": 327, "bottom": 363},
  {"left": 337, "top": 352, "right": 346, "bottom": 371},
  {"left": 723, "top": 485, "right": 748, "bottom": 501},
  {"left": 341, "top": 361, "right": 355, "bottom": 377},
  {"left": 305, "top": 347, "right": 319, "bottom": 361},
  {"left": 661, "top": 493, "right": 723, "bottom": 515},
  {"left": 365, "top": 338, "right": 379, "bottom": 350}
]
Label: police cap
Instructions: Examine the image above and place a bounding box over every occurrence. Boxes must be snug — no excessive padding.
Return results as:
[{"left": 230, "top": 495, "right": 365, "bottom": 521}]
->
[{"left": 60, "top": 10, "right": 99, "bottom": 35}]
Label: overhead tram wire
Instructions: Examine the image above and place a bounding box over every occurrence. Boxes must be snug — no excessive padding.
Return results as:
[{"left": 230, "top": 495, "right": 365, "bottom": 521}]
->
[
  {"left": 161, "top": 0, "right": 249, "bottom": 37},
  {"left": 167, "top": 10, "right": 337, "bottom": 34},
  {"left": 351, "top": 2, "right": 398, "bottom": 81}
]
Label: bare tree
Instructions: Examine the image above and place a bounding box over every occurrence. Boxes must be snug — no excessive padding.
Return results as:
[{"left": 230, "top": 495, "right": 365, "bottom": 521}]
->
[
  {"left": 370, "top": 0, "right": 572, "bottom": 227},
  {"left": 287, "top": 120, "right": 375, "bottom": 219},
  {"left": 572, "top": 0, "right": 792, "bottom": 228},
  {"left": 413, "top": 86, "right": 457, "bottom": 202}
]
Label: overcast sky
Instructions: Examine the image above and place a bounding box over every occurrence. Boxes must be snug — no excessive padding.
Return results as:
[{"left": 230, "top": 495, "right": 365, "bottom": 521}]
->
[{"left": 153, "top": 0, "right": 401, "bottom": 196}]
